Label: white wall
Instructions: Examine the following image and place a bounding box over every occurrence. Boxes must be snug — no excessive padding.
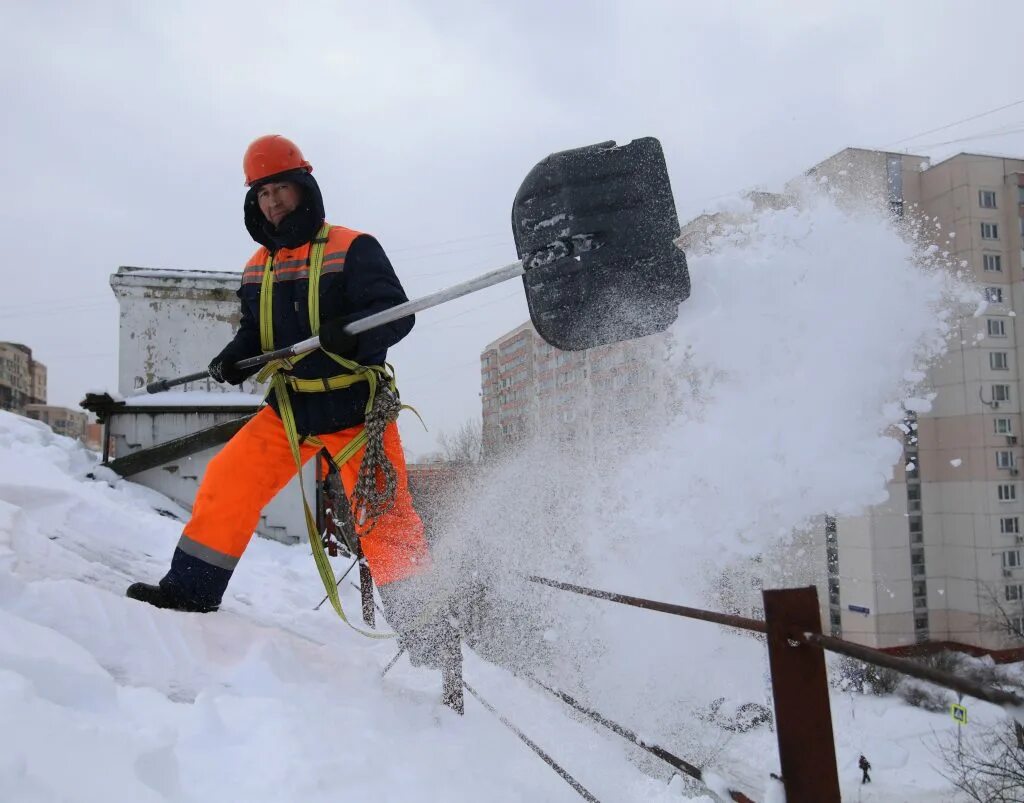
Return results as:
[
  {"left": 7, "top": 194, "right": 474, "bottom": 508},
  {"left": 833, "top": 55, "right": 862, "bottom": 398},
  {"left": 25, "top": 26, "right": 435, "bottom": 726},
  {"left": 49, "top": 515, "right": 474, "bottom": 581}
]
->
[
  {"left": 111, "top": 267, "right": 267, "bottom": 396},
  {"left": 108, "top": 267, "right": 307, "bottom": 544}
]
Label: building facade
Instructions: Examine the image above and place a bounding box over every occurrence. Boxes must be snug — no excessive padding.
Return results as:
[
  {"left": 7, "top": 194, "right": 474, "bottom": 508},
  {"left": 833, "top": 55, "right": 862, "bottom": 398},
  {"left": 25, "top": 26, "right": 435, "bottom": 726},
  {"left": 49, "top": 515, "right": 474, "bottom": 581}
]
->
[
  {"left": 0, "top": 342, "right": 45, "bottom": 412},
  {"left": 23, "top": 404, "right": 89, "bottom": 442},
  {"left": 0, "top": 342, "right": 95, "bottom": 446},
  {"left": 808, "top": 148, "right": 1024, "bottom": 655},
  {"left": 480, "top": 322, "right": 672, "bottom": 457},
  {"left": 95, "top": 266, "right": 304, "bottom": 545}
]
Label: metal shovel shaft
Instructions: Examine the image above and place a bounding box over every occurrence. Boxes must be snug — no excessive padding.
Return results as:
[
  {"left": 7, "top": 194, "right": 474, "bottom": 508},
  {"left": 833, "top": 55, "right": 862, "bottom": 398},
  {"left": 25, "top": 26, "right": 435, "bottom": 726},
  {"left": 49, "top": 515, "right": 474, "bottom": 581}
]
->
[
  {"left": 350, "top": 261, "right": 525, "bottom": 335},
  {"left": 146, "top": 260, "right": 524, "bottom": 394}
]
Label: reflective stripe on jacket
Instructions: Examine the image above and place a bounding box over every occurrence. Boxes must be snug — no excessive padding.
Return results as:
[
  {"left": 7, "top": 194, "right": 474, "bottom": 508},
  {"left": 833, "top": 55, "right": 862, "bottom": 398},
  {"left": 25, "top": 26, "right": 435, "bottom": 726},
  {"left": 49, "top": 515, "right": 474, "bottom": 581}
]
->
[{"left": 223, "top": 225, "right": 414, "bottom": 436}]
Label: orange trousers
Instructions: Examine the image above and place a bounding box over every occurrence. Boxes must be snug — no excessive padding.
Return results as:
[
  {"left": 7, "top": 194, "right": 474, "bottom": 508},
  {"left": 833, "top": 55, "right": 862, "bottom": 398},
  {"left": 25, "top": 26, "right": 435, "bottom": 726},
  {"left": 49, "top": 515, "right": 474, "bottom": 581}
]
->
[{"left": 179, "top": 406, "right": 430, "bottom": 585}]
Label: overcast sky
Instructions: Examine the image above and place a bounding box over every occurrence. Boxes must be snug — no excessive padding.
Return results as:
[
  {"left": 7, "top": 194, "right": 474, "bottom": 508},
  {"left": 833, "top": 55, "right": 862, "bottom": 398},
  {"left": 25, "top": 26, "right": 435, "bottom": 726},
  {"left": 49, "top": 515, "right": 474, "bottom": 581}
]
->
[{"left": 3, "top": 0, "right": 1024, "bottom": 458}]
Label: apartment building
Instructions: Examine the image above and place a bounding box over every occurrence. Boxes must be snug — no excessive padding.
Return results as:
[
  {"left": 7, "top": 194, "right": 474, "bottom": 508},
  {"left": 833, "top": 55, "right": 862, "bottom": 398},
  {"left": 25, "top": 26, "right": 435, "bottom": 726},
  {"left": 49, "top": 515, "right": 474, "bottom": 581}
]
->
[
  {"left": 1, "top": 341, "right": 95, "bottom": 445},
  {"left": 23, "top": 404, "right": 89, "bottom": 441},
  {"left": 809, "top": 148, "right": 1024, "bottom": 655},
  {"left": 0, "top": 342, "right": 46, "bottom": 412},
  {"left": 480, "top": 322, "right": 671, "bottom": 456},
  {"left": 678, "top": 190, "right": 790, "bottom": 254}
]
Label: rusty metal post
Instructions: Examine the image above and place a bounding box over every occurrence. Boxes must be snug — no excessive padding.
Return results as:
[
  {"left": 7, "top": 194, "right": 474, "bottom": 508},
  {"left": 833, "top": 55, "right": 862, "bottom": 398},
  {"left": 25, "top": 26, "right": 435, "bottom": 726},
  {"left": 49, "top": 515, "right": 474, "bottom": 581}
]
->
[{"left": 763, "top": 586, "right": 840, "bottom": 802}]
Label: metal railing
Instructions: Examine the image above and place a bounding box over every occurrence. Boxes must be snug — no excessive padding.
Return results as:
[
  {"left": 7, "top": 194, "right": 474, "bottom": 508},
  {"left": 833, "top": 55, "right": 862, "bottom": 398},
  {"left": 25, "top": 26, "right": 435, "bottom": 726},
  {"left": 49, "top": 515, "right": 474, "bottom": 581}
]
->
[{"left": 525, "top": 576, "right": 1024, "bottom": 802}]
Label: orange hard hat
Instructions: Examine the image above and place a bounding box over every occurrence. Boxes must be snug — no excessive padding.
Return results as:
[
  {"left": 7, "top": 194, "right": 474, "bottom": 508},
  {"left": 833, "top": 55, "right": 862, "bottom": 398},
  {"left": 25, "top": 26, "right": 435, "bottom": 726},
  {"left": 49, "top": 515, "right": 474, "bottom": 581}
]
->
[{"left": 242, "top": 134, "right": 312, "bottom": 186}]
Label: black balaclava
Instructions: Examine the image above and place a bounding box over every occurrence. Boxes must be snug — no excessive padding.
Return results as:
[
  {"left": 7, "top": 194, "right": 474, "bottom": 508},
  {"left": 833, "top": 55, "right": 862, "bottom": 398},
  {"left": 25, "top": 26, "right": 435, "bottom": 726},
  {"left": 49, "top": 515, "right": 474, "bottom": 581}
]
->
[{"left": 244, "top": 168, "right": 326, "bottom": 252}]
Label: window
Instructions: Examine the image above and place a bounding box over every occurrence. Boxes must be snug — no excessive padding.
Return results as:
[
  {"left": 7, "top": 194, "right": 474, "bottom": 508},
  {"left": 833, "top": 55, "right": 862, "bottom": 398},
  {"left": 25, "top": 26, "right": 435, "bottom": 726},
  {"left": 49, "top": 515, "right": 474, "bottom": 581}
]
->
[
  {"left": 984, "top": 254, "right": 1003, "bottom": 272},
  {"left": 981, "top": 222, "right": 1000, "bottom": 240},
  {"left": 911, "top": 549, "right": 925, "bottom": 566},
  {"left": 986, "top": 287, "right": 1005, "bottom": 304},
  {"left": 993, "top": 384, "right": 1011, "bottom": 402},
  {"left": 991, "top": 352, "right": 1010, "bottom": 370},
  {"left": 996, "top": 417, "right": 1014, "bottom": 434},
  {"left": 997, "top": 450, "right": 1016, "bottom": 469},
  {"left": 979, "top": 190, "right": 998, "bottom": 209},
  {"left": 1007, "top": 585, "right": 1023, "bottom": 602},
  {"left": 999, "top": 484, "right": 1018, "bottom": 502},
  {"left": 907, "top": 484, "right": 921, "bottom": 511},
  {"left": 1003, "top": 550, "right": 1022, "bottom": 568},
  {"left": 914, "top": 616, "right": 929, "bottom": 630},
  {"left": 988, "top": 319, "right": 1007, "bottom": 337},
  {"left": 1001, "top": 517, "right": 1020, "bottom": 534}
]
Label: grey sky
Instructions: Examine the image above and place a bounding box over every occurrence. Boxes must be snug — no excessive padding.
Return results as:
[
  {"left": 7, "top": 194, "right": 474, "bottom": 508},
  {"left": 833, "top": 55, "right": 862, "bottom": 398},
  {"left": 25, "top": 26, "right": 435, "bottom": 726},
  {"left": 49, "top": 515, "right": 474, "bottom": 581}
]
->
[{"left": 3, "top": 0, "right": 1023, "bottom": 457}]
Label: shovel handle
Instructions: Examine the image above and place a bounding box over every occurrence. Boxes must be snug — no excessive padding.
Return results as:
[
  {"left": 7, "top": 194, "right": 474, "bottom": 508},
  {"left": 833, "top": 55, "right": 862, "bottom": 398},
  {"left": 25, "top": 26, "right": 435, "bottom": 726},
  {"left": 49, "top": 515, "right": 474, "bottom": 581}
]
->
[
  {"left": 145, "top": 260, "right": 526, "bottom": 395},
  {"left": 145, "top": 369, "right": 213, "bottom": 394}
]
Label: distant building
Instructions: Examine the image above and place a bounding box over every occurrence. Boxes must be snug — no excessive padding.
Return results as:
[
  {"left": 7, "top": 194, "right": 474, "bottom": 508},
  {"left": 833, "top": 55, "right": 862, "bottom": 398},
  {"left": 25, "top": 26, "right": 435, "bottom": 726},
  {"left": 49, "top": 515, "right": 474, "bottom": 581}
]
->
[
  {"left": 480, "top": 321, "right": 673, "bottom": 456},
  {"left": 1, "top": 341, "right": 96, "bottom": 447},
  {"left": 407, "top": 460, "right": 466, "bottom": 538},
  {"left": 29, "top": 360, "right": 46, "bottom": 405},
  {"left": 803, "top": 147, "right": 1024, "bottom": 658},
  {"left": 0, "top": 342, "right": 45, "bottom": 412},
  {"left": 23, "top": 404, "right": 89, "bottom": 442},
  {"left": 84, "top": 421, "right": 104, "bottom": 452},
  {"left": 677, "top": 190, "right": 790, "bottom": 254}
]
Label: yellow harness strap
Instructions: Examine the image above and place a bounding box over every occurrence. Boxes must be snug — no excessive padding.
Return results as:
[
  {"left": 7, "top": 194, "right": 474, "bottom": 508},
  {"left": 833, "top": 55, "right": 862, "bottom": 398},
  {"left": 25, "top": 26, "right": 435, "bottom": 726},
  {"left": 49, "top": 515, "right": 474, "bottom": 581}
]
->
[{"left": 256, "top": 223, "right": 396, "bottom": 638}]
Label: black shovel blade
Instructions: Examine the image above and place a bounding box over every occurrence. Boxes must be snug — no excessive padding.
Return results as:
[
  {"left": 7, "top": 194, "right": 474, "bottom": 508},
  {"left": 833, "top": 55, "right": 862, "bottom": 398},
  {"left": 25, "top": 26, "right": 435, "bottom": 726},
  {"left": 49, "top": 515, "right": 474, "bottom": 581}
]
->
[{"left": 512, "top": 137, "right": 690, "bottom": 351}]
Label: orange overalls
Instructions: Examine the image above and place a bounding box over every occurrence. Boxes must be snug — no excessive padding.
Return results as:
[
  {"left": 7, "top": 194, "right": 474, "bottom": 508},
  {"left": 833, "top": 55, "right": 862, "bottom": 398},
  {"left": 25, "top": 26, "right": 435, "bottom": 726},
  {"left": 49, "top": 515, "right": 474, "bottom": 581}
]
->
[{"left": 180, "top": 406, "right": 429, "bottom": 584}]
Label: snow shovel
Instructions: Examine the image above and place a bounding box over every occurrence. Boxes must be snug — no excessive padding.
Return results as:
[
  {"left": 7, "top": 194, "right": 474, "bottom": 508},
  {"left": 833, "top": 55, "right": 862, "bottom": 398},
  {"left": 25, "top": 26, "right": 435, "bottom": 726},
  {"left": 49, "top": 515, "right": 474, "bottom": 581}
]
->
[{"left": 139, "top": 136, "right": 689, "bottom": 394}]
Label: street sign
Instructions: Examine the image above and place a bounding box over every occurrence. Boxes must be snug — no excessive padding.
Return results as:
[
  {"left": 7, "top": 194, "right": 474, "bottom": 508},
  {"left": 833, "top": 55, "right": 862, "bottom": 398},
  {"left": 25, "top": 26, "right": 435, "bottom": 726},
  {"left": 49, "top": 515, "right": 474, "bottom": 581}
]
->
[
  {"left": 951, "top": 703, "right": 968, "bottom": 725},
  {"left": 848, "top": 604, "right": 870, "bottom": 615}
]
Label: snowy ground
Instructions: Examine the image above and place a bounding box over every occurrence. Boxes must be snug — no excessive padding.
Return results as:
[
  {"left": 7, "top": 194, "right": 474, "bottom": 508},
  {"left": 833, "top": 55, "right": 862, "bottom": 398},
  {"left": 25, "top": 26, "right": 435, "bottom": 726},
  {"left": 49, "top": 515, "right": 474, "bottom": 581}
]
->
[
  {"left": 1, "top": 411, "right": 1011, "bottom": 803},
  {"left": 0, "top": 412, "right": 706, "bottom": 803},
  {"left": 2, "top": 188, "right": 1013, "bottom": 801}
]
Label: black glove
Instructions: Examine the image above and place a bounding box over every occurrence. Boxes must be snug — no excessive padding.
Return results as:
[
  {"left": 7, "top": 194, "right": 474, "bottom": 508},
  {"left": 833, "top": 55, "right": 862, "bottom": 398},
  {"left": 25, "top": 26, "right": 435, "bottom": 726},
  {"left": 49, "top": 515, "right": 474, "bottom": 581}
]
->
[
  {"left": 208, "top": 343, "right": 249, "bottom": 386},
  {"left": 319, "top": 318, "right": 359, "bottom": 359}
]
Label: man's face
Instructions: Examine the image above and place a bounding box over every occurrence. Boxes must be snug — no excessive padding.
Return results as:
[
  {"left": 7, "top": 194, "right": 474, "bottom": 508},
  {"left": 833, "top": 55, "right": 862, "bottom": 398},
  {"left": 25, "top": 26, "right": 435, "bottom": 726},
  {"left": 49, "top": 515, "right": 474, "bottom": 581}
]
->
[{"left": 256, "top": 181, "right": 302, "bottom": 227}]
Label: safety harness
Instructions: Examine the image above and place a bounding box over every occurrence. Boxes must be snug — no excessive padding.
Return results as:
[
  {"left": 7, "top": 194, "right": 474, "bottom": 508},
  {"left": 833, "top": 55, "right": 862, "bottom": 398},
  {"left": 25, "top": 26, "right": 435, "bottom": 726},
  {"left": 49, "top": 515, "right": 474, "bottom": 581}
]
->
[{"left": 254, "top": 222, "right": 404, "bottom": 637}]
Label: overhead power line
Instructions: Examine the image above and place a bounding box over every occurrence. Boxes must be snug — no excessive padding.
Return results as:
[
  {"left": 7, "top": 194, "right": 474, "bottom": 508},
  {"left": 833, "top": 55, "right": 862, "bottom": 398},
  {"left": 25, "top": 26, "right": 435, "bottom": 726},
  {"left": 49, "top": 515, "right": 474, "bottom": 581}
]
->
[
  {"left": 910, "top": 124, "right": 1024, "bottom": 151},
  {"left": 883, "top": 97, "right": 1024, "bottom": 148}
]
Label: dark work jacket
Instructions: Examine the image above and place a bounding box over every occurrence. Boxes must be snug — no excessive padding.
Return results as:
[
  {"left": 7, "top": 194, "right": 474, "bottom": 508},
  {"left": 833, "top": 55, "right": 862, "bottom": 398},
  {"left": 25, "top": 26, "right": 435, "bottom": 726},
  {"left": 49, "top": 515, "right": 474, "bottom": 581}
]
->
[{"left": 220, "top": 226, "right": 414, "bottom": 436}]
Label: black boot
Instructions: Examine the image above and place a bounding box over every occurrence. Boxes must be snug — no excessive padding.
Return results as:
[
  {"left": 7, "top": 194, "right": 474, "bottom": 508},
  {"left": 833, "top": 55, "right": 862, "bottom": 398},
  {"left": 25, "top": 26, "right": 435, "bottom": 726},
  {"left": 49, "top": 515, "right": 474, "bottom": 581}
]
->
[
  {"left": 126, "top": 582, "right": 219, "bottom": 613},
  {"left": 378, "top": 577, "right": 464, "bottom": 713}
]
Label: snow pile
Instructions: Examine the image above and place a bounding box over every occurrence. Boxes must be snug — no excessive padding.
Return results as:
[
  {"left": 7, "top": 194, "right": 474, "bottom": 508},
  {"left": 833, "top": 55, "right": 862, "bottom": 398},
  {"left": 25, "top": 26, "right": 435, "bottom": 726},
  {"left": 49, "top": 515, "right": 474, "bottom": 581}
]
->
[{"left": 0, "top": 413, "right": 698, "bottom": 802}]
